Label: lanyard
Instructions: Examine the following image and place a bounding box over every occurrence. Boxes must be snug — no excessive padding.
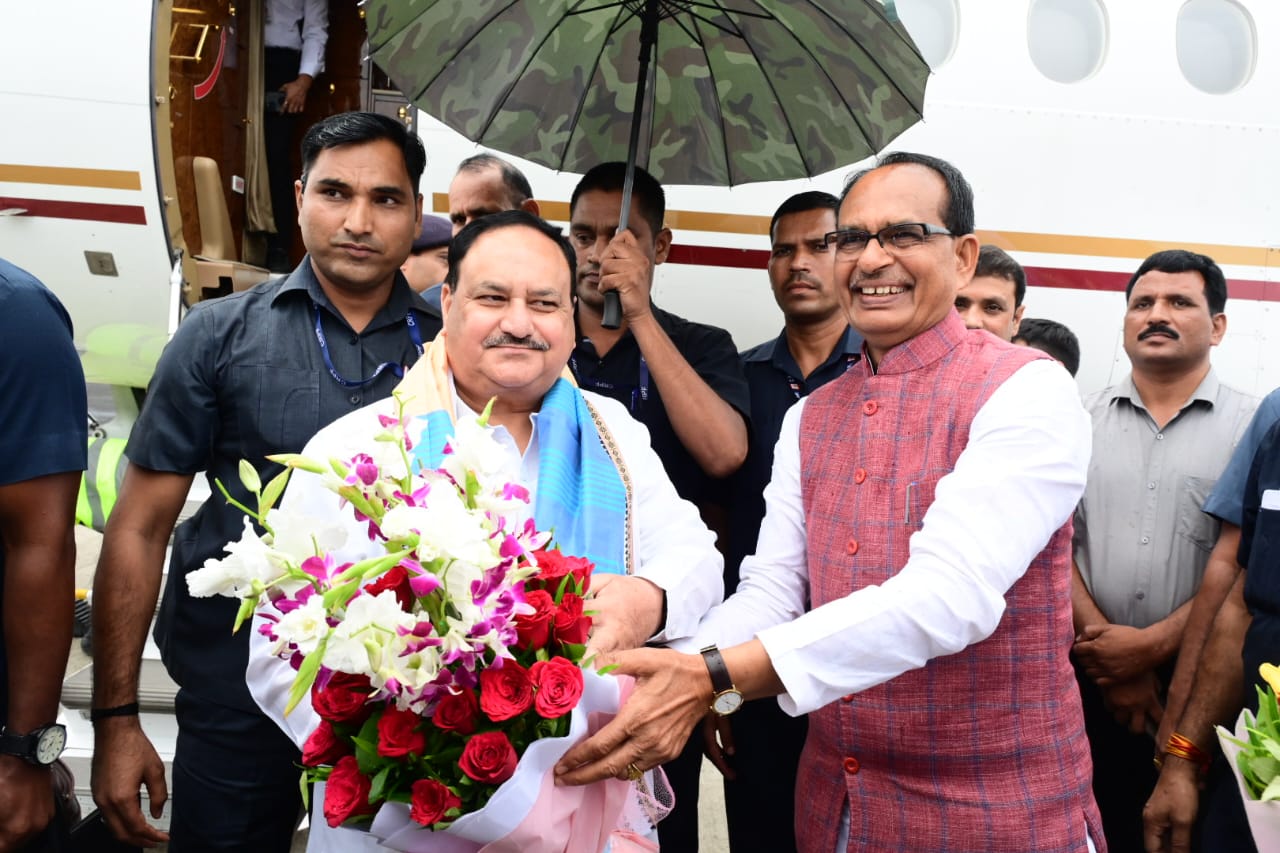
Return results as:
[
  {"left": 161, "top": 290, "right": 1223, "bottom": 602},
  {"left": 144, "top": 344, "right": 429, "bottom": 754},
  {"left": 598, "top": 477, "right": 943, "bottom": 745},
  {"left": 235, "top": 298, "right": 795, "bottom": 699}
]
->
[
  {"left": 570, "top": 354, "right": 650, "bottom": 413},
  {"left": 785, "top": 353, "right": 859, "bottom": 400},
  {"left": 313, "top": 301, "right": 425, "bottom": 389}
]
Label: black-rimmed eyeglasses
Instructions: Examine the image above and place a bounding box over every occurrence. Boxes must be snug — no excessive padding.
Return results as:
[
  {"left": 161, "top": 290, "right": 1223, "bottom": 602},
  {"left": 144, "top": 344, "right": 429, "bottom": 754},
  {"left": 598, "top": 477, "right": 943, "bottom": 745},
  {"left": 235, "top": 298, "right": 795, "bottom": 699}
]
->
[{"left": 823, "top": 223, "right": 953, "bottom": 255}]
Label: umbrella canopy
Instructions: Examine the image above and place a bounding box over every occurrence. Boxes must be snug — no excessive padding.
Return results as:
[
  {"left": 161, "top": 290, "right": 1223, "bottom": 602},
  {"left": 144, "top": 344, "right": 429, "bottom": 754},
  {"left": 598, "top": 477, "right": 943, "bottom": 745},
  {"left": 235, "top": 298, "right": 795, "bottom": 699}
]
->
[{"left": 364, "top": 0, "right": 930, "bottom": 187}]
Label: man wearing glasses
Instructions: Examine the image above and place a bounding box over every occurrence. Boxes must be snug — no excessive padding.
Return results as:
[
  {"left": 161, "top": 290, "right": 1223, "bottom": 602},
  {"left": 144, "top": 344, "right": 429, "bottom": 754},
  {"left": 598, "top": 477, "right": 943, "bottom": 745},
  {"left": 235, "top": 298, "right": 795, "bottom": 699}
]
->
[{"left": 557, "top": 152, "right": 1105, "bottom": 852}]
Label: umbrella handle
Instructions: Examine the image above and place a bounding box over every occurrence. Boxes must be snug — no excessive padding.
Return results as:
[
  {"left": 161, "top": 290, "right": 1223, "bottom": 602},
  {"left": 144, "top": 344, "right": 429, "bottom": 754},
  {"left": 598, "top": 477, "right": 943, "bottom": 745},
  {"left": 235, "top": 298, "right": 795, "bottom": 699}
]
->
[{"left": 602, "top": 291, "right": 623, "bottom": 329}]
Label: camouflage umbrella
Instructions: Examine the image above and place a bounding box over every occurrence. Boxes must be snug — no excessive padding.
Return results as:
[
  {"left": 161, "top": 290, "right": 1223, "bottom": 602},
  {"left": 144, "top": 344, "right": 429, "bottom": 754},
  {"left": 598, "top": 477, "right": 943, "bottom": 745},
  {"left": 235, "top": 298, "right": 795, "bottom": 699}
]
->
[{"left": 365, "top": 0, "right": 929, "bottom": 323}]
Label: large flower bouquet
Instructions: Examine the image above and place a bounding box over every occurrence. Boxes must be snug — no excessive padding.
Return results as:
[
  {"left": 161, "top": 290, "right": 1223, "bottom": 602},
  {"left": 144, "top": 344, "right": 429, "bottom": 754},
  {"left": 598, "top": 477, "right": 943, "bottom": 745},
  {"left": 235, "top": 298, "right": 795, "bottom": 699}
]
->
[
  {"left": 187, "top": 397, "right": 665, "bottom": 851},
  {"left": 1217, "top": 663, "right": 1280, "bottom": 850}
]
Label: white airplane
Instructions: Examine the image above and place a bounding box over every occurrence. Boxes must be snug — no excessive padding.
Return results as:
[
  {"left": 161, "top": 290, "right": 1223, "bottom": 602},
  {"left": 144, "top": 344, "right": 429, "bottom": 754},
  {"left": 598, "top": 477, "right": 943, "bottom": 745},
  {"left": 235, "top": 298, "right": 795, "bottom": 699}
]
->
[
  {"left": 1, "top": 0, "right": 1276, "bottom": 829},
  {"left": 3, "top": 1, "right": 1277, "bottom": 421}
]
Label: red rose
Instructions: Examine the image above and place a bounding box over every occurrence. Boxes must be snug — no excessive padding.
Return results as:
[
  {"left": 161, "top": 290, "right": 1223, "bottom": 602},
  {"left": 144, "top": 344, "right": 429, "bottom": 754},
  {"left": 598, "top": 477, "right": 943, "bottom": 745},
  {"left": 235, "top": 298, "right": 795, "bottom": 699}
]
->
[
  {"left": 514, "top": 590, "right": 555, "bottom": 651},
  {"left": 459, "top": 731, "right": 518, "bottom": 785},
  {"left": 302, "top": 719, "right": 348, "bottom": 767},
  {"left": 433, "top": 688, "right": 479, "bottom": 735},
  {"left": 409, "top": 778, "right": 462, "bottom": 826},
  {"left": 323, "top": 755, "right": 375, "bottom": 827},
  {"left": 532, "top": 549, "right": 594, "bottom": 595},
  {"left": 530, "top": 657, "right": 585, "bottom": 719},
  {"left": 363, "top": 566, "right": 415, "bottom": 611},
  {"left": 478, "top": 662, "right": 533, "bottom": 722},
  {"left": 376, "top": 706, "right": 427, "bottom": 759},
  {"left": 313, "top": 672, "right": 373, "bottom": 725},
  {"left": 553, "top": 593, "right": 592, "bottom": 645}
]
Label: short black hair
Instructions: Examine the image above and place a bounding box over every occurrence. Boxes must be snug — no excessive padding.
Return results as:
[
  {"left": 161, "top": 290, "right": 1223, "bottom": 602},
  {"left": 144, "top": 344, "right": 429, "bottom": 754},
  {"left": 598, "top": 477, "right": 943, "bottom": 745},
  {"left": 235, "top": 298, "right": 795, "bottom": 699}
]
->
[
  {"left": 770, "top": 191, "right": 839, "bottom": 242},
  {"left": 445, "top": 210, "right": 576, "bottom": 298},
  {"left": 1125, "top": 249, "right": 1228, "bottom": 315},
  {"left": 455, "top": 153, "right": 534, "bottom": 206},
  {"left": 975, "top": 245, "right": 1027, "bottom": 307},
  {"left": 1014, "top": 318, "right": 1081, "bottom": 377},
  {"left": 840, "top": 151, "right": 974, "bottom": 236},
  {"left": 300, "top": 111, "right": 426, "bottom": 192},
  {"left": 570, "top": 162, "right": 665, "bottom": 236}
]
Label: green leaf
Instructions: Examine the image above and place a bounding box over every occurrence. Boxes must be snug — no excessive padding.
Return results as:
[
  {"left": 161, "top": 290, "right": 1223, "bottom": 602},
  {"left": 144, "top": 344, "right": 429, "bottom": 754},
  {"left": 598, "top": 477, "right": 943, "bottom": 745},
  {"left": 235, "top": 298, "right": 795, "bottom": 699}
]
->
[
  {"left": 239, "top": 459, "right": 262, "bottom": 494},
  {"left": 369, "top": 764, "right": 393, "bottom": 802},
  {"left": 231, "top": 595, "right": 258, "bottom": 634},
  {"left": 285, "top": 635, "right": 327, "bottom": 716},
  {"left": 300, "top": 771, "right": 311, "bottom": 810},
  {"left": 259, "top": 468, "right": 292, "bottom": 518},
  {"left": 1261, "top": 775, "right": 1280, "bottom": 802}
]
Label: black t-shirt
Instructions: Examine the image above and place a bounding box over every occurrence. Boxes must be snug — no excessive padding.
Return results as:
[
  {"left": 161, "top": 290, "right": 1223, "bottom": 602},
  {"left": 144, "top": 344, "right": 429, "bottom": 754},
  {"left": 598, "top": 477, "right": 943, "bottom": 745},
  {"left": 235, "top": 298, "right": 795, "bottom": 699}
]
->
[
  {"left": 0, "top": 260, "right": 88, "bottom": 725},
  {"left": 570, "top": 306, "right": 749, "bottom": 507},
  {"left": 726, "top": 327, "right": 861, "bottom": 591},
  {"left": 1242, "top": 418, "right": 1280, "bottom": 712}
]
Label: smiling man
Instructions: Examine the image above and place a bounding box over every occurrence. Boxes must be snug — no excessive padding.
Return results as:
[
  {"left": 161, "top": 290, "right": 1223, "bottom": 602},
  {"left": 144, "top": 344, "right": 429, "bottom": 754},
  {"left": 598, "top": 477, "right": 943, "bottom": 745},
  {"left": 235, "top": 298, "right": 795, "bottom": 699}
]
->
[
  {"left": 1071, "top": 249, "right": 1258, "bottom": 851},
  {"left": 90, "top": 112, "right": 442, "bottom": 851},
  {"left": 954, "top": 244, "right": 1026, "bottom": 340},
  {"left": 557, "top": 152, "right": 1104, "bottom": 853},
  {"left": 246, "top": 210, "right": 723, "bottom": 852}
]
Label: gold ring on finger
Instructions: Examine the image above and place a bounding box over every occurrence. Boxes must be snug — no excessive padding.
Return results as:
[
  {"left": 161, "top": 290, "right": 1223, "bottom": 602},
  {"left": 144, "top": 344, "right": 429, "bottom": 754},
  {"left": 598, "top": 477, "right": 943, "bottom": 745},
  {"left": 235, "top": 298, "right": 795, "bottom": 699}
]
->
[{"left": 625, "top": 761, "right": 643, "bottom": 782}]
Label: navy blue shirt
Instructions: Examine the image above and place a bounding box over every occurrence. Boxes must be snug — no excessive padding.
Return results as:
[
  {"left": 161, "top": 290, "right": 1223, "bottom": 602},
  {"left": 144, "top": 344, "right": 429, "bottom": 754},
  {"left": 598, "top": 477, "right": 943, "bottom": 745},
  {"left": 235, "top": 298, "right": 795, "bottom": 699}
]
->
[
  {"left": 725, "top": 326, "right": 861, "bottom": 590},
  {"left": 0, "top": 259, "right": 88, "bottom": 725},
  {"left": 1241, "top": 417, "right": 1280, "bottom": 711},
  {"left": 128, "top": 260, "right": 441, "bottom": 711},
  {"left": 570, "top": 306, "right": 750, "bottom": 507}
]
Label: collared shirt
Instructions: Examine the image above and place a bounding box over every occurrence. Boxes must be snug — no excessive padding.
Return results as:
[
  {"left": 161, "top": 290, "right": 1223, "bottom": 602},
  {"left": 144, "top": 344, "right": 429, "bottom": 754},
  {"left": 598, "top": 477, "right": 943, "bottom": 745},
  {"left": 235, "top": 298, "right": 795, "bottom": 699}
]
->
[
  {"left": 571, "top": 306, "right": 750, "bottom": 507},
  {"left": 726, "top": 326, "right": 861, "bottom": 590},
  {"left": 671, "top": 358, "right": 1089, "bottom": 716},
  {"left": 1241, "top": 418, "right": 1280, "bottom": 710},
  {"left": 1074, "top": 370, "right": 1258, "bottom": 628},
  {"left": 264, "top": 0, "right": 328, "bottom": 77},
  {"left": 0, "top": 259, "right": 87, "bottom": 725},
  {"left": 127, "top": 260, "right": 441, "bottom": 710},
  {"left": 1204, "top": 388, "right": 1280, "bottom": 526}
]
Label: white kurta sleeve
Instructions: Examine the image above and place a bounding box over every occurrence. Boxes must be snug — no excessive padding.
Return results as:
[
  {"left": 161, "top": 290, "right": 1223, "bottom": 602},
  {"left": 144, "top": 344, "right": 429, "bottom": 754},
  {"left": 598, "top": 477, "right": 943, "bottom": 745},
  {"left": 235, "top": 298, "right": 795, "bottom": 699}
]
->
[
  {"left": 585, "top": 393, "right": 724, "bottom": 642},
  {"left": 678, "top": 360, "right": 1090, "bottom": 715}
]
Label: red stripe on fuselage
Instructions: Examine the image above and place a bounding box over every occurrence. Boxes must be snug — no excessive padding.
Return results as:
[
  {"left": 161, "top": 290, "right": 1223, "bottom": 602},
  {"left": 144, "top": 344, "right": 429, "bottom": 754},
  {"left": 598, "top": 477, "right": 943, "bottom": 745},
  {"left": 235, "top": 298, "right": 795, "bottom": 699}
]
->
[
  {"left": 0, "top": 197, "right": 146, "bottom": 225},
  {"left": 661, "top": 245, "right": 1279, "bottom": 302}
]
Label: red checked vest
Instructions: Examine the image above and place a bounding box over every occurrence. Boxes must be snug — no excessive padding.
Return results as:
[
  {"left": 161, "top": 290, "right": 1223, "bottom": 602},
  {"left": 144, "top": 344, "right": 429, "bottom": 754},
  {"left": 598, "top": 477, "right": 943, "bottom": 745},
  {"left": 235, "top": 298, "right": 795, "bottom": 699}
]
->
[{"left": 795, "top": 312, "right": 1104, "bottom": 853}]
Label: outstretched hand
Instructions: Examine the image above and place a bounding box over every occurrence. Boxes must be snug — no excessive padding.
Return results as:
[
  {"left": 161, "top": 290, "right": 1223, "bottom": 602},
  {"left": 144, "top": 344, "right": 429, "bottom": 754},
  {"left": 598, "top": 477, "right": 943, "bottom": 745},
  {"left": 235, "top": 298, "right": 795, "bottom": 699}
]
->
[{"left": 554, "top": 647, "right": 711, "bottom": 786}]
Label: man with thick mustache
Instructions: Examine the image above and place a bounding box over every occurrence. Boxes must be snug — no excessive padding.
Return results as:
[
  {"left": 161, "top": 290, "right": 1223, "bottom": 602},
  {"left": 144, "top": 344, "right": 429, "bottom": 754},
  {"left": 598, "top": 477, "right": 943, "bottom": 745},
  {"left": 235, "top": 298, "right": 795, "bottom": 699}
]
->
[
  {"left": 1071, "top": 249, "right": 1258, "bottom": 850},
  {"left": 90, "top": 112, "right": 442, "bottom": 851},
  {"left": 557, "top": 152, "right": 1105, "bottom": 852},
  {"left": 247, "top": 210, "right": 723, "bottom": 852}
]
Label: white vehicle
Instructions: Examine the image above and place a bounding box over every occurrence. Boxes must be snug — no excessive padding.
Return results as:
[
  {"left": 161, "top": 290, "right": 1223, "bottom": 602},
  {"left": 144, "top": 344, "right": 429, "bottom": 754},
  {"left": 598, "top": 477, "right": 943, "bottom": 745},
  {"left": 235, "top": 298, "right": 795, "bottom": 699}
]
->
[{"left": 1, "top": 0, "right": 1276, "bottom": 830}]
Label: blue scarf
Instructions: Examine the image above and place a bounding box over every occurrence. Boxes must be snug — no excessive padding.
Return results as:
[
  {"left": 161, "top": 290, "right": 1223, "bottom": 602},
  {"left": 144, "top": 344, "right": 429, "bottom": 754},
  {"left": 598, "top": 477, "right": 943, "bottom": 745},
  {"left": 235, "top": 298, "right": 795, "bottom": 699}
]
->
[{"left": 406, "top": 376, "right": 628, "bottom": 577}]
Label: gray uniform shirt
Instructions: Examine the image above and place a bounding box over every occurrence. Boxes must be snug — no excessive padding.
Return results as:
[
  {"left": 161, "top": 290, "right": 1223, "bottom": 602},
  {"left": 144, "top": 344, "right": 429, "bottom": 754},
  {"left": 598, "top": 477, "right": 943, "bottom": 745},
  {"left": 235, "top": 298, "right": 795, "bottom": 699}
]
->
[{"left": 1073, "top": 370, "right": 1258, "bottom": 627}]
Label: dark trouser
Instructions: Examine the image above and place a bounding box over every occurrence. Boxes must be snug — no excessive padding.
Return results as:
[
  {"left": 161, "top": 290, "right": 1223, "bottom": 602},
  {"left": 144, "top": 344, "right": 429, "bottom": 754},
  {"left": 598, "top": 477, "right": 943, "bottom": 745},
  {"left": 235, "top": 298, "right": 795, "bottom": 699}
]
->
[
  {"left": 168, "top": 690, "right": 302, "bottom": 853},
  {"left": 1200, "top": 752, "right": 1258, "bottom": 852},
  {"left": 657, "top": 734, "right": 704, "bottom": 852},
  {"left": 1077, "top": 664, "right": 1165, "bottom": 853},
  {"left": 263, "top": 47, "right": 301, "bottom": 265},
  {"left": 723, "top": 699, "right": 805, "bottom": 853}
]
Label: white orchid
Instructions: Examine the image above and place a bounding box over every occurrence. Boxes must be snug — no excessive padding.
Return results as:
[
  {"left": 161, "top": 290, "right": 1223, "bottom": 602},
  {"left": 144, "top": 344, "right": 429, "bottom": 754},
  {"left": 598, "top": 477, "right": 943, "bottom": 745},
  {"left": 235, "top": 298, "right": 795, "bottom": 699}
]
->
[
  {"left": 322, "top": 591, "right": 416, "bottom": 676},
  {"left": 264, "top": 506, "right": 348, "bottom": 566},
  {"left": 271, "top": 595, "right": 330, "bottom": 656},
  {"left": 186, "top": 517, "right": 276, "bottom": 598}
]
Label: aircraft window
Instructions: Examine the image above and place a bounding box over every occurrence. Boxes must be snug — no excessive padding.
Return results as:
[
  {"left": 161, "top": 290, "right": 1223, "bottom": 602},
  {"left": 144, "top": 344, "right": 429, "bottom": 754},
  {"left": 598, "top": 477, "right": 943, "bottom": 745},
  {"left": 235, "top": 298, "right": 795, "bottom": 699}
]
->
[
  {"left": 886, "top": 0, "right": 960, "bottom": 69},
  {"left": 1177, "top": 0, "right": 1256, "bottom": 93},
  {"left": 1027, "top": 0, "right": 1109, "bottom": 83}
]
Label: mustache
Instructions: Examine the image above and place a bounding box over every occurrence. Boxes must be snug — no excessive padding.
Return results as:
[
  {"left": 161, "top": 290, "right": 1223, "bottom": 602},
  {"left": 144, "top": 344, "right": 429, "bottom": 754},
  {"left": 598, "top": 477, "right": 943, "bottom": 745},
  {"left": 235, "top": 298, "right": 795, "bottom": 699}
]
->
[
  {"left": 1139, "top": 324, "right": 1179, "bottom": 341},
  {"left": 483, "top": 333, "right": 550, "bottom": 351},
  {"left": 785, "top": 273, "right": 823, "bottom": 288}
]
